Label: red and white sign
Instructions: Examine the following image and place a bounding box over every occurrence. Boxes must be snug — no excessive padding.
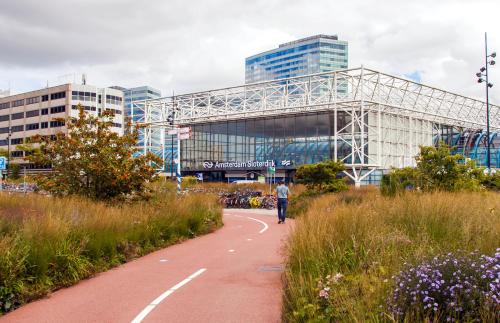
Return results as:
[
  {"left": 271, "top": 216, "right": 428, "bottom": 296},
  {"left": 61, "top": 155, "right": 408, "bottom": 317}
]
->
[
  {"left": 167, "top": 127, "right": 190, "bottom": 136},
  {"left": 178, "top": 133, "right": 191, "bottom": 140}
]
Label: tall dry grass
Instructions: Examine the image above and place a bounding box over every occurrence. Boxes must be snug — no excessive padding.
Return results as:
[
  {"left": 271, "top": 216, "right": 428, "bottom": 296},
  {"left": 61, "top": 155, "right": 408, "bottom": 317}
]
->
[
  {"left": 0, "top": 186, "right": 222, "bottom": 313},
  {"left": 283, "top": 190, "right": 500, "bottom": 322}
]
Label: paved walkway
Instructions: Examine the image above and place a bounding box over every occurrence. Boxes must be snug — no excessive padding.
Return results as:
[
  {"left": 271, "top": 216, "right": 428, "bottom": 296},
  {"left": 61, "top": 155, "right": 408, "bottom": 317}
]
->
[{"left": 1, "top": 209, "right": 291, "bottom": 323}]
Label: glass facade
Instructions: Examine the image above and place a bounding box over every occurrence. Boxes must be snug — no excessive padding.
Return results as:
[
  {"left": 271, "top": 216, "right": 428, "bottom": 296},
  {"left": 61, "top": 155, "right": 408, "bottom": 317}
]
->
[
  {"left": 181, "top": 111, "right": 368, "bottom": 172},
  {"left": 111, "top": 86, "right": 174, "bottom": 170},
  {"left": 245, "top": 34, "right": 348, "bottom": 84}
]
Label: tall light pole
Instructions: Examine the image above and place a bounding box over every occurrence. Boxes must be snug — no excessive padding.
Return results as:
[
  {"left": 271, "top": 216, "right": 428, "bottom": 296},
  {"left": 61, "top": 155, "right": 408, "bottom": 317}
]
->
[
  {"left": 6, "top": 127, "right": 11, "bottom": 177},
  {"left": 476, "top": 32, "right": 496, "bottom": 174}
]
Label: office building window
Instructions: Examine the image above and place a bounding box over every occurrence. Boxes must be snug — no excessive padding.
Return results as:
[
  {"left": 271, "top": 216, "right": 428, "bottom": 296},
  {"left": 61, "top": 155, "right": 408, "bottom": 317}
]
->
[
  {"left": 11, "top": 99, "right": 25, "bottom": 107},
  {"left": 26, "top": 96, "right": 40, "bottom": 105},
  {"left": 72, "top": 105, "right": 96, "bottom": 111},
  {"left": 11, "top": 112, "right": 24, "bottom": 120},
  {"left": 50, "top": 92, "right": 66, "bottom": 100},
  {"left": 112, "top": 123, "right": 122, "bottom": 128},
  {"left": 11, "top": 138, "right": 23, "bottom": 145},
  {"left": 0, "top": 127, "right": 9, "bottom": 134},
  {"left": 0, "top": 102, "right": 10, "bottom": 110},
  {"left": 41, "top": 121, "right": 48, "bottom": 129},
  {"left": 106, "top": 95, "right": 123, "bottom": 105},
  {"left": 50, "top": 120, "right": 65, "bottom": 128},
  {"left": 11, "top": 125, "right": 24, "bottom": 132},
  {"left": 0, "top": 139, "right": 7, "bottom": 146},
  {"left": 41, "top": 108, "right": 49, "bottom": 115},
  {"left": 105, "top": 108, "right": 122, "bottom": 115},
  {"left": 26, "top": 123, "right": 39, "bottom": 131},
  {"left": 26, "top": 110, "right": 39, "bottom": 118},
  {"left": 0, "top": 115, "right": 9, "bottom": 122},
  {"left": 42, "top": 95, "right": 49, "bottom": 102},
  {"left": 11, "top": 151, "right": 23, "bottom": 157},
  {"left": 72, "top": 91, "right": 96, "bottom": 102},
  {"left": 50, "top": 105, "right": 66, "bottom": 114}
]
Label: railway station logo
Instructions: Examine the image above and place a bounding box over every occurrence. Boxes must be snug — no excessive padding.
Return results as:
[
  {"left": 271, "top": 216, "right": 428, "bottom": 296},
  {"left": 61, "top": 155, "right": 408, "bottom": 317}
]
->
[
  {"left": 203, "top": 161, "right": 214, "bottom": 169},
  {"left": 281, "top": 160, "right": 291, "bottom": 166}
]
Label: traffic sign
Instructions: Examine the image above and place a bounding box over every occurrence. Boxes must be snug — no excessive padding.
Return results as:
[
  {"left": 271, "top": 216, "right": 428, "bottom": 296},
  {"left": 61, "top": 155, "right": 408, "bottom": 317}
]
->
[
  {"left": 268, "top": 166, "right": 275, "bottom": 174},
  {"left": 178, "top": 127, "right": 191, "bottom": 134},
  {"left": 167, "top": 129, "right": 178, "bottom": 135},
  {"left": 178, "top": 133, "right": 191, "bottom": 140},
  {"left": 0, "top": 157, "right": 6, "bottom": 170}
]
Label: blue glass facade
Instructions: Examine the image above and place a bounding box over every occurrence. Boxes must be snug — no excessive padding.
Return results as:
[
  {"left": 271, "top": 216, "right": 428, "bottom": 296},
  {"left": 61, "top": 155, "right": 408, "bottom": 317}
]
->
[
  {"left": 438, "top": 127, "right": 500, "bottom": 168},
  {"left": 245, "top": 35, "right": 348, "bottom": 83},
  {"left": 111, "top": 86, "right": 174, "bottom": 170}
]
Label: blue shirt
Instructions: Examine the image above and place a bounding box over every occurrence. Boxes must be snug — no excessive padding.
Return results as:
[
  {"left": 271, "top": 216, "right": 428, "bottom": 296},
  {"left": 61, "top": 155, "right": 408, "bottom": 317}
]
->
[{"left": 276, "top": 185, "right": 291, "bottom": 199}]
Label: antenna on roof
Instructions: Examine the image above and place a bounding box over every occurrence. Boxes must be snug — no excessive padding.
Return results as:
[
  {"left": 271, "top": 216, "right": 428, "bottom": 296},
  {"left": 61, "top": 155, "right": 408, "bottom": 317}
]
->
[{"left": 82, "top": 74, "right": 87, "bottom": 85}]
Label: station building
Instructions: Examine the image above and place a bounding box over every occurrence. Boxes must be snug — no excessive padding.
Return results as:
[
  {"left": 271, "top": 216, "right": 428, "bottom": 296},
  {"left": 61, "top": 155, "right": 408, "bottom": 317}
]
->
[{"left": 135, "top": 67, "right": 500, "bottom": 185}]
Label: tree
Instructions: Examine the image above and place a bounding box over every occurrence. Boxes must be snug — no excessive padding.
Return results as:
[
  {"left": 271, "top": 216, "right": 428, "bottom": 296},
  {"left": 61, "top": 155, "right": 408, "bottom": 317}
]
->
[
  {"left": 295, "top": 160, "right": 348, "bottom": 193},
  {"left": 381, "top": 143, "right": 483, "bottom": 195},
  {"left": 416, "top": 143, "right": 483, "bottom": 192},
  {"left": 25, "top": 105, "right": 162, "bottom": 200}
]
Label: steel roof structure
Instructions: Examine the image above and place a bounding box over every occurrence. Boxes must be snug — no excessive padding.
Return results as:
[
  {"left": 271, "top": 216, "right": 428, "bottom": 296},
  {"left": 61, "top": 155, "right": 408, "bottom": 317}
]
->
[{"left": 133, "top": 66, "right": 500, "bottom": 184}]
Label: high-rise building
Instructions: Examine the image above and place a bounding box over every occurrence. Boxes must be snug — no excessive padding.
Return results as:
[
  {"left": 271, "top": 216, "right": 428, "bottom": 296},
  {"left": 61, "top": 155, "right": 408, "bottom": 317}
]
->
[
  {"left": 111, "top": 86, "right": 173, "bottom": 172},
  {"left": 0, "top": 84, "right": 124, "bottom": 170},
  {"left": 245, "top": 34, "right": 348, "bottom": 83},
  {"left": 112, "top": 86, "right": 162, "bottom": 121}
]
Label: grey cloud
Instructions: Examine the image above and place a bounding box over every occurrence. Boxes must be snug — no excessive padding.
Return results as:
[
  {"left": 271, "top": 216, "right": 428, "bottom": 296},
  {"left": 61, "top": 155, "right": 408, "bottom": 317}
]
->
[{"left": 0, "top": 0, "right": 499, "bottom": 103}]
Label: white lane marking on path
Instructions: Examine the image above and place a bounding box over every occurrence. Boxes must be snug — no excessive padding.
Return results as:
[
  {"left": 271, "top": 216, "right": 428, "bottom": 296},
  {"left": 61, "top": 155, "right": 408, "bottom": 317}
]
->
[
  {"left": 246, "top": 238, "right": 252, "bottom": 241},
  {"left": 246, "top": 217, "right": 269, "bottom": 234},
  {"left": 131, "top": 268, "right": 206, "bottom": 323},
  {"left": 228, "top": 249, "right": 235, "bottom": 253},
  {"left": 159, "top": 259, "right": 168, "bottom": 263}
]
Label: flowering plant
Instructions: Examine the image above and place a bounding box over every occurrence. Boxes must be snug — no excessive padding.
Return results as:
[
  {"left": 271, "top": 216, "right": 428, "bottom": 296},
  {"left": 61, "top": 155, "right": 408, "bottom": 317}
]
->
[
  {"left": 317, "top": 273, "right": 344, "bottom": 300},
  {"left": 386, "top": 250, "right": 499, "bottom": 322}
]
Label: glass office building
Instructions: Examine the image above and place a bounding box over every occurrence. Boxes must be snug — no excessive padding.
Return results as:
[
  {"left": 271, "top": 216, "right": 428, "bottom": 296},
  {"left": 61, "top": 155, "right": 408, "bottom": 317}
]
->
[
  {"left": 113, "top": 86, "right": 161, "bottom": 121},
  {"left": 111, "top": 85, "right": 166, "bottom": 159},
  {"left": 245, "top": 34, "right": 348, "bottom": 83}
]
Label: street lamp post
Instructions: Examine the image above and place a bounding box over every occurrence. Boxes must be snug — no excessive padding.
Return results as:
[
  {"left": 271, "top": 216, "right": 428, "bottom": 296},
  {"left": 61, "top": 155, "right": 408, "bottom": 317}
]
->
[
  {"left": 6, "top": 127, "right": 11, "bottom": 178},
  {"left": 476, "top": 32, "right": 496, "bottom": 174}
]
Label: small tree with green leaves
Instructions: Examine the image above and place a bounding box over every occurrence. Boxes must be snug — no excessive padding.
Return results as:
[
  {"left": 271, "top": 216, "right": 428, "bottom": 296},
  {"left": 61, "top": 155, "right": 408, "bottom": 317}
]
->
[
  {"left": 416, "top": 144, "right": 483, "bottom": 192},
  {"left": 25, "top": 105, "right": 162, "bottom": 200},
  {"left": 295, "top": 160, "right": 348, "bottom": 193},
  {"left": 381, "top": 143, "right": 483, "bottom": 195}
]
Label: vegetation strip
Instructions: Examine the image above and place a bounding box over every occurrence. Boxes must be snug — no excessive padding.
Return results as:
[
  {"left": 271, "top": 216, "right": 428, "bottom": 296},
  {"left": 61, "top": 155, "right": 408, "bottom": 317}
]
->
[
  {"left": 282, "top": 190, "right": 500, "bottom": 322},
  {"left": 0, "top": 183, "right": 222, "bottom": 314}
]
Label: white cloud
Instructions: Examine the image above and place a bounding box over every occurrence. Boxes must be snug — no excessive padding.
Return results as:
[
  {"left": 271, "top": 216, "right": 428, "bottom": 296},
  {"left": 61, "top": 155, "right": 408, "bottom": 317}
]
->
[{"left": 0, "top": 0, "right": 499, "bottom": 102}]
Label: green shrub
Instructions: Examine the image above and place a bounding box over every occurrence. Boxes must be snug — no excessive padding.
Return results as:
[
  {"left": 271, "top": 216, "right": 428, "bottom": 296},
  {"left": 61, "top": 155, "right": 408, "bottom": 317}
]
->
[
  {"left": 8, "top": 164, "right": 21, "bottom": 181},
  {"left": 481, "top": 171, "right": 500, "bottom": 191},
  {"left": 295, "top": 160, "right": 348, "bottom": 193},
  {"left": 182, "top": 176, "right": 199, "bottom": 187},
  {"left": 381, "top": 144, "right": 484, "bottom": 195}
]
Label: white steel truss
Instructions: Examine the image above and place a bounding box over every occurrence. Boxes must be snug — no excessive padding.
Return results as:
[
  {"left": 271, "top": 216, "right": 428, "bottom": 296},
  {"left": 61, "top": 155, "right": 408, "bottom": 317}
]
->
[{"left": 133, "top": 66, "right": 500, "bottom": 184}]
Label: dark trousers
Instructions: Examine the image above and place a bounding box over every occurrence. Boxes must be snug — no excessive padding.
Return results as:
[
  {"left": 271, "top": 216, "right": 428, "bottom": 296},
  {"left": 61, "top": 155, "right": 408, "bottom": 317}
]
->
[{"left": 277, "top": 198, "right": 288, "bottom": 221}]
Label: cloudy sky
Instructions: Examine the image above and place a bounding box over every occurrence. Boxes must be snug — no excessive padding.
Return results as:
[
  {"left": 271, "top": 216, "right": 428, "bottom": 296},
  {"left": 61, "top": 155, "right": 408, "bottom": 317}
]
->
[{"left": 1, "top": 0, "right": 499, "bottom": 102}]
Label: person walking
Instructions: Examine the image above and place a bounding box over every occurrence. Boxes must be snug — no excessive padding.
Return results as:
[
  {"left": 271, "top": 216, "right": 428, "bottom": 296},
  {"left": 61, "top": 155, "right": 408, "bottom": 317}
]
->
[{"left": 275, "top": 180, "right": 291, "bottom": 224}]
